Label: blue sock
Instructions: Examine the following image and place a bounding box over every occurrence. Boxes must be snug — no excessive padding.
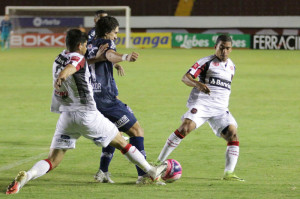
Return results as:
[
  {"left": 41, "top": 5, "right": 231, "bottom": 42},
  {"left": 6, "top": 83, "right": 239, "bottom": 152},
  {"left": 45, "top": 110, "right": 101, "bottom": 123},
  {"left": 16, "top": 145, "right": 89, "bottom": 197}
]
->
[
  {"left": 100, "top": 145, "right": 115, "bottom": 172},
  {"left": 130, "top": 137, "right": 147, "bottom": 176}
]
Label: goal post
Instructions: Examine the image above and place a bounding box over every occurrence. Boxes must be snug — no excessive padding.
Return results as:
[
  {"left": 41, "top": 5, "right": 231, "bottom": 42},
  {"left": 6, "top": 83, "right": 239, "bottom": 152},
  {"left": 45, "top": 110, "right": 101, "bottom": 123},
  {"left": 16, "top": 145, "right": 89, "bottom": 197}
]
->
[{"left": 5, "top": 6, "right": 131, "bottom": 48}]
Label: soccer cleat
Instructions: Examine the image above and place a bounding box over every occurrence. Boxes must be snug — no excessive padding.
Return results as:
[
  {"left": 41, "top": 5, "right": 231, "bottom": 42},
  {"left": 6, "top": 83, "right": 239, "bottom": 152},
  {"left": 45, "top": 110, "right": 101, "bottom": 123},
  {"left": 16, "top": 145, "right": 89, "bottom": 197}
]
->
[
  {"left": 94, "top": 170, "right": 114, "bottom": 183},
  {"left": 148, "top": 161, "right": 168, "bottom": 182},
  {"left": 6, "top": 171, "right": 28, "bottom": 195},
  {"left": 222, "top": 171, "right": 245, "bottom": 181}
]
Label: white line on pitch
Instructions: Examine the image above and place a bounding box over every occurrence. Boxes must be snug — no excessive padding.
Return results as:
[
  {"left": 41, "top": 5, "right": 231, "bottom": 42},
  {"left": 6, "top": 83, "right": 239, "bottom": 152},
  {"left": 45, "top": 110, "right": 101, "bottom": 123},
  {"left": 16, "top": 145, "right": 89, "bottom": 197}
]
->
[{"left": 0, "top": 152, "right": 48, "bottom": 172}]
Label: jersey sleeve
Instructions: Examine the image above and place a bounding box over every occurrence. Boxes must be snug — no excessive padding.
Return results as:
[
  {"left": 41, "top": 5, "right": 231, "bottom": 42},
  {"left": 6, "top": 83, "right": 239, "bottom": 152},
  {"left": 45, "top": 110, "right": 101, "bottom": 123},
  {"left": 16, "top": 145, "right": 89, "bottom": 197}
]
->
[
  {"left": 104, "top": 40, "right": 117, "bottom": 52},
  {"left": 69, "top": 54, "right": 86, "bottom": 71},
  {"left": 187, "top": 61, "right": 208, "bottom": 79}
]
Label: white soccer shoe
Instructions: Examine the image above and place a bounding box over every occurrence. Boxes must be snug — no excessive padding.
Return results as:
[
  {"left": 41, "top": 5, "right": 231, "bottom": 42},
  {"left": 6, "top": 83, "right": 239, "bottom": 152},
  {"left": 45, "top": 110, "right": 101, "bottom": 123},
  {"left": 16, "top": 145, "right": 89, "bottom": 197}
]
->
[
  {"left": 6, "top": 171, "right": 28, "bottom": 195},
  {"left": 94, "top": 169, "right": 114, "bottom": 183},
  {"left": 146, "top": 161, "right": 168, "bottom": 184}
]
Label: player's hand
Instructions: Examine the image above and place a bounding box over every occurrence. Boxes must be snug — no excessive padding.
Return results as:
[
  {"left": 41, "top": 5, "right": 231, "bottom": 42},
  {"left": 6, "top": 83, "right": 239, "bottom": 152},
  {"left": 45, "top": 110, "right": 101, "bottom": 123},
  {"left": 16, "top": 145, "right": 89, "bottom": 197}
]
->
[
  {"left": 95, "top": 43, "right": 109, "bottom": 61},
  {"left": 54, "top": 77, "right": 65, "bottom": 90},
  {"left": 126, "top": 52, "right": 139, "bottom": 62},
  {"left": 195, "top": 82, "right": 210, "bottom": 95},
  {"left": 54, "top": 78, "right": 62, "bottom": 90},
  {"left": 114, "top": 63, "right": 125, "bottom": 76}
]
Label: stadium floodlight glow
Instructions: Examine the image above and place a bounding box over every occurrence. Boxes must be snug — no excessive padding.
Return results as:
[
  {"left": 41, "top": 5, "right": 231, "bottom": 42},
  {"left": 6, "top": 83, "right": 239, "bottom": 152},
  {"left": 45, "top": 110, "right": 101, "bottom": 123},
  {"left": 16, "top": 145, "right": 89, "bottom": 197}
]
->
[{"left": 5, "top": 6, "right": 131, "bottom": 48}]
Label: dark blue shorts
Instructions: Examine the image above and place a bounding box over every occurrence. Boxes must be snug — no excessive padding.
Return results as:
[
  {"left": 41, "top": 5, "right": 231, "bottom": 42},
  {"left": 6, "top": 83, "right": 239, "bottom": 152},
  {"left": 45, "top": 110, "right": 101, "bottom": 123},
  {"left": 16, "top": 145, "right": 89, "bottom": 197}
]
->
[{"left": 97, "top": 99, "right": 137, "bottom": 132}]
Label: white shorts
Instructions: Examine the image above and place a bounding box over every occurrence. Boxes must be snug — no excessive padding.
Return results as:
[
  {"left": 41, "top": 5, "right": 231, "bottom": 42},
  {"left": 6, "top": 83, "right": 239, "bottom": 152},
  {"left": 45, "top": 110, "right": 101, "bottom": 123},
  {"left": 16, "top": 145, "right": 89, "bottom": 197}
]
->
[
  {"left": 182, "top": 105, "right": 238, "bottom": 137},
  {"left": 50, "top": 111, "right": 119, "bottom": 149}
]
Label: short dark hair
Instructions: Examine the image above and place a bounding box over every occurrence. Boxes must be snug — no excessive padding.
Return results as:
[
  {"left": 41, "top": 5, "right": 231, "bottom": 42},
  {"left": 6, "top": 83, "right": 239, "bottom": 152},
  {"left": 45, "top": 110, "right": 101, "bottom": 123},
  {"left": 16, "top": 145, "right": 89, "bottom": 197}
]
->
[
  {"left": 95, "top": 16, "right": 119, "bottom": 38},
  {"left": 216, "top": 34, "right": 232, "bottom": 45},
  {"left": 95, "top": 10, "right": 107, "bottom": 16},
  {"left": 66, "top": 29, "right": 88, "bottom": 52}
]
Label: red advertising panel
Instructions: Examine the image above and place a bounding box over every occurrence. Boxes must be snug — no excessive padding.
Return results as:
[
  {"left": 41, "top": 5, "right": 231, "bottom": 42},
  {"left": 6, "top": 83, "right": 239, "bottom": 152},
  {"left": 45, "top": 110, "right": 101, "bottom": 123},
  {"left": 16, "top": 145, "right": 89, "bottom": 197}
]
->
[{"left": 10, "top": 33, "right": 66, "bottom": 47}]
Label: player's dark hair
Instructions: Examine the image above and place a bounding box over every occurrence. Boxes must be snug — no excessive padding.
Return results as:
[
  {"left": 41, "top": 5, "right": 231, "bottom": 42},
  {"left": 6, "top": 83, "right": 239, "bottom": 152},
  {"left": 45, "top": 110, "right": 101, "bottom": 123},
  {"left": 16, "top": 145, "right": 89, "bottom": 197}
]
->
[
  {"left": 66, "top": 29, "right": 88, "bottom": 52},
  {"left": 216, "top": 34, "right": 232, "bottom": 45},
  {"left": 95, "top": 10, "right": 107, "bottom": 16},
  {"left": 95, "top": 16, "right": 119, "bottom": 38}
]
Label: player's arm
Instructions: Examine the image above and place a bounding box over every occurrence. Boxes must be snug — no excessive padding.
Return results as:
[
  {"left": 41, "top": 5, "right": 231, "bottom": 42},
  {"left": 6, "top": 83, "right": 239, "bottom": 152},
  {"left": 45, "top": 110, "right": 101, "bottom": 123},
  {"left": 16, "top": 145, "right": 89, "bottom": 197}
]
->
[
  {"left": 87, "top": 43, "right": 109, "bottom": 64},
  {"left": 54, "top": 64, "right": 77, "bottom": 90},
  {"left": 106, "top": 49, "right": 139, "bottom": 63},
  {"left": 182, "top": 73, "right": 210, "bottom": 94}
]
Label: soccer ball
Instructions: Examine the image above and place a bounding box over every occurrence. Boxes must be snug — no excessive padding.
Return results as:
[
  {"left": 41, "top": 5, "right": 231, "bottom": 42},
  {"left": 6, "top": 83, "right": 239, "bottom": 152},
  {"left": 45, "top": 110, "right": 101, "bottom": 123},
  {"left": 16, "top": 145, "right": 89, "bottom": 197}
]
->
[{"left": 161, "top": 159, "right": 182, "bottom": 183}]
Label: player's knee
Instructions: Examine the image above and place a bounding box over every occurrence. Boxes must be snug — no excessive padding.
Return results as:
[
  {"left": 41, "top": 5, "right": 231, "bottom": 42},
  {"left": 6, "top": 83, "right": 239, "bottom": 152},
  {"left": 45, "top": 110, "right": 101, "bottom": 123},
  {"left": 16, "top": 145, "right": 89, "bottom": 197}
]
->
[
  {"left": 221, "top": 125, "right": 238, "bottom": 142},
  {"left": 178, "top": 122, "right": 194, "bottom": 136},
  {"left": 127, "top": 122, "right": 144, "bottom": 137}
]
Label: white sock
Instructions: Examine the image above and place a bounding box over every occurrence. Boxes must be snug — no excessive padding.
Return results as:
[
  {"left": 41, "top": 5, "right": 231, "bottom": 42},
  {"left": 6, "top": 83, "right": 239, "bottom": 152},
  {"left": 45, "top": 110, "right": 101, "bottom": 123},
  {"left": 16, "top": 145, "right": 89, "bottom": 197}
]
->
[
  {"left": 225, "top": 144, "right": 239, "bottom": 173},
  {"left": 27, "top": 160, "right": 51, "bottom": 181},
  {"left": 157, "top": 131, "right": 183, "bottom": 162},
  {"left": 123, "top": 145, "right": 151, "bottom": 173}
]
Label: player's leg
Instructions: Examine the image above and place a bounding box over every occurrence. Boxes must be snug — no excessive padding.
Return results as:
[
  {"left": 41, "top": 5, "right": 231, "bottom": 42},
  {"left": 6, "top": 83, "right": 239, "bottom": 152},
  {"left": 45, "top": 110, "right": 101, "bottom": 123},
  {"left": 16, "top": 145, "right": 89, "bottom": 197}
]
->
[
  {"left": 221, "top": 124, "right": 244, "bottom": 181},
  {"left": 97, "top": 101, "right": 147, "bottom": 183},
  {"left": 0, "top": 33, "right": 4, "bottom": 49},
  {"left": 157, "top": 106, "right": 208, "bottom": 163},
  {"left": 7, "top": 34, "right": 10, "bottom": 49},
  {"left": 6, "top": 112, "right": 77, "bottom": 195},
  {"left": 109, "top": 132, "right": 167, "bottom": 182},
  {"left": 208, "top": 111, "right": 244, "bottom": 181},
  {"left": 6, "top": 149, "right": 67, "bottom": 195},
  {"left": 94, "top": 145, "right": 116, "bottom": 183},
  {"left": 125, "top": 121, "right": 149, "bottom": 182},
  {"left": 88, "top": 111, "right": 167, "bottom": 182},
  {"left": 2, "top": 34, "right": 8, "bottom": 49},
  {"left": 157, "top": 118, "right": 196, "bottom": 163}
]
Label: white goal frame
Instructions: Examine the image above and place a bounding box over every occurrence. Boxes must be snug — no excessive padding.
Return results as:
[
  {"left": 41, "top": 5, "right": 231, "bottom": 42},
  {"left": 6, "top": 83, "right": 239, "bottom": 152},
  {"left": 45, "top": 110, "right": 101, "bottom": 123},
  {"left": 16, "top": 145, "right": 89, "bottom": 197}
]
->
[{"left": 6, "top": 6, "right": 131, "bottom": 48}]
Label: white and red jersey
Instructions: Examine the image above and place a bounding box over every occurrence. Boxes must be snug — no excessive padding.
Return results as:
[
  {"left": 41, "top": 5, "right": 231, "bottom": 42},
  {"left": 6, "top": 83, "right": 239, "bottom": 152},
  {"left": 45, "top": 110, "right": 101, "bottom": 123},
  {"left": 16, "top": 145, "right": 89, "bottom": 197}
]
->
[
  {"left": 51, "top": 50, "right": 97, "bottom": 113},
  {"left": 186, "top": 54, "right": 236, "bottom": 109}
]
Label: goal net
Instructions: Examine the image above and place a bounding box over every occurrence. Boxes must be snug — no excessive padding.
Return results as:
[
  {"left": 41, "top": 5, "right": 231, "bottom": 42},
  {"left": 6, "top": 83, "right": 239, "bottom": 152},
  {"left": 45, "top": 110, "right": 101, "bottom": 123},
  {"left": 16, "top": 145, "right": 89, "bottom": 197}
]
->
[{"left": 6, "top": 6, "right": 131, "bottom": 48}]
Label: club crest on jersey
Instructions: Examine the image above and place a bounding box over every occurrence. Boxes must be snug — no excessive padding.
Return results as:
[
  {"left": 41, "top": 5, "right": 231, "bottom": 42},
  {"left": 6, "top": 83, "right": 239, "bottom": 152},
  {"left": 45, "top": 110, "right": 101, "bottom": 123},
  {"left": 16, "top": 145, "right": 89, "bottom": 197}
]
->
[
  {"left": 209, "top": 77, "right": 231, "bottom": 90},
  {"left": 230, "top": 65, "right": 234, "bottom": 70},
  {"left": 191, "top": 108, "right": 197, "bottom": 114}
]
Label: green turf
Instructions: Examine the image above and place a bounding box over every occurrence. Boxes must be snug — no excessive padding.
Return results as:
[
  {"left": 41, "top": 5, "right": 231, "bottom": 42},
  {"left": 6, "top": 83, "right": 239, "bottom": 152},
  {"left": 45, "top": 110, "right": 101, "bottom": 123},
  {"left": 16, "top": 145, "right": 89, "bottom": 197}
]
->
[{"left": 0, "top": 48, "right": 299, "bottom": 199}]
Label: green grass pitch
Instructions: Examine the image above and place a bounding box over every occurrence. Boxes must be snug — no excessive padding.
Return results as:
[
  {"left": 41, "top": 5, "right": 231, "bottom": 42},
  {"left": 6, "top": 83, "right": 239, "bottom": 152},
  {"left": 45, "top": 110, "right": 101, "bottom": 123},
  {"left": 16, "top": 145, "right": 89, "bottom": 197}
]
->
[{"left": 0, "top": 47, "right": 299, "bottom": 199}]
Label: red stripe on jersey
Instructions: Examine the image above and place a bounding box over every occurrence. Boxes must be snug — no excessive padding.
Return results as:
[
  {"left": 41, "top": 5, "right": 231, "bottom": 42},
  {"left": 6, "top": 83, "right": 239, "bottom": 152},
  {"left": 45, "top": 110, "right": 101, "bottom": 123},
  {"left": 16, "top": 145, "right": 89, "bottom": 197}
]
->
[
  {"left": 193, "top": 63, "right": 206, "bottom": 78},
  {"left": 75, "top": 57, "right": 86, "bottom": 71},
  {"left": 192, "top": 62, "right": 200, "bottom": 69},
  {"left": 71, "top": 56, "right": 80, "bottom": 62},
  {"left": 227, "top": 141, "right": 239, "bottom": 146}
]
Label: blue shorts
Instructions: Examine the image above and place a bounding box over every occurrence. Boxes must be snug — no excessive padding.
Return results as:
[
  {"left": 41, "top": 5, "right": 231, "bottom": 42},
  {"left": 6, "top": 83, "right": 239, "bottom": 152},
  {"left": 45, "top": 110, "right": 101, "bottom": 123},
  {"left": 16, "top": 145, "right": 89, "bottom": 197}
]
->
[{"left": 97, "top": 99, "right": 137, "bottom": 132}]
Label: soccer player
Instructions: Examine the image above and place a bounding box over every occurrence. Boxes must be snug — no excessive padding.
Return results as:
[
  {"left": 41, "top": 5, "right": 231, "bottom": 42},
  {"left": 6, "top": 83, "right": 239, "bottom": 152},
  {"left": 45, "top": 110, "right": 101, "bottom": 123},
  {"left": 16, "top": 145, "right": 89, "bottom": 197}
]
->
[
  {"left": 87, "top": 10, "right": 108, "bottom": 41},
  {"left": 5, "top": 29, "right": 167, "bottom": 195},
  {"left": 87, "top": 10, "right": 128, "bottom": 184},
  {"left": 86, "top": 16, "right": 150, "bottom": 184},
  {"left": 0, "top": 14, "right": 12, "bottom": 50},
  {"left": 156, "top": 34, "right": 244, "bottom": 181}
]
